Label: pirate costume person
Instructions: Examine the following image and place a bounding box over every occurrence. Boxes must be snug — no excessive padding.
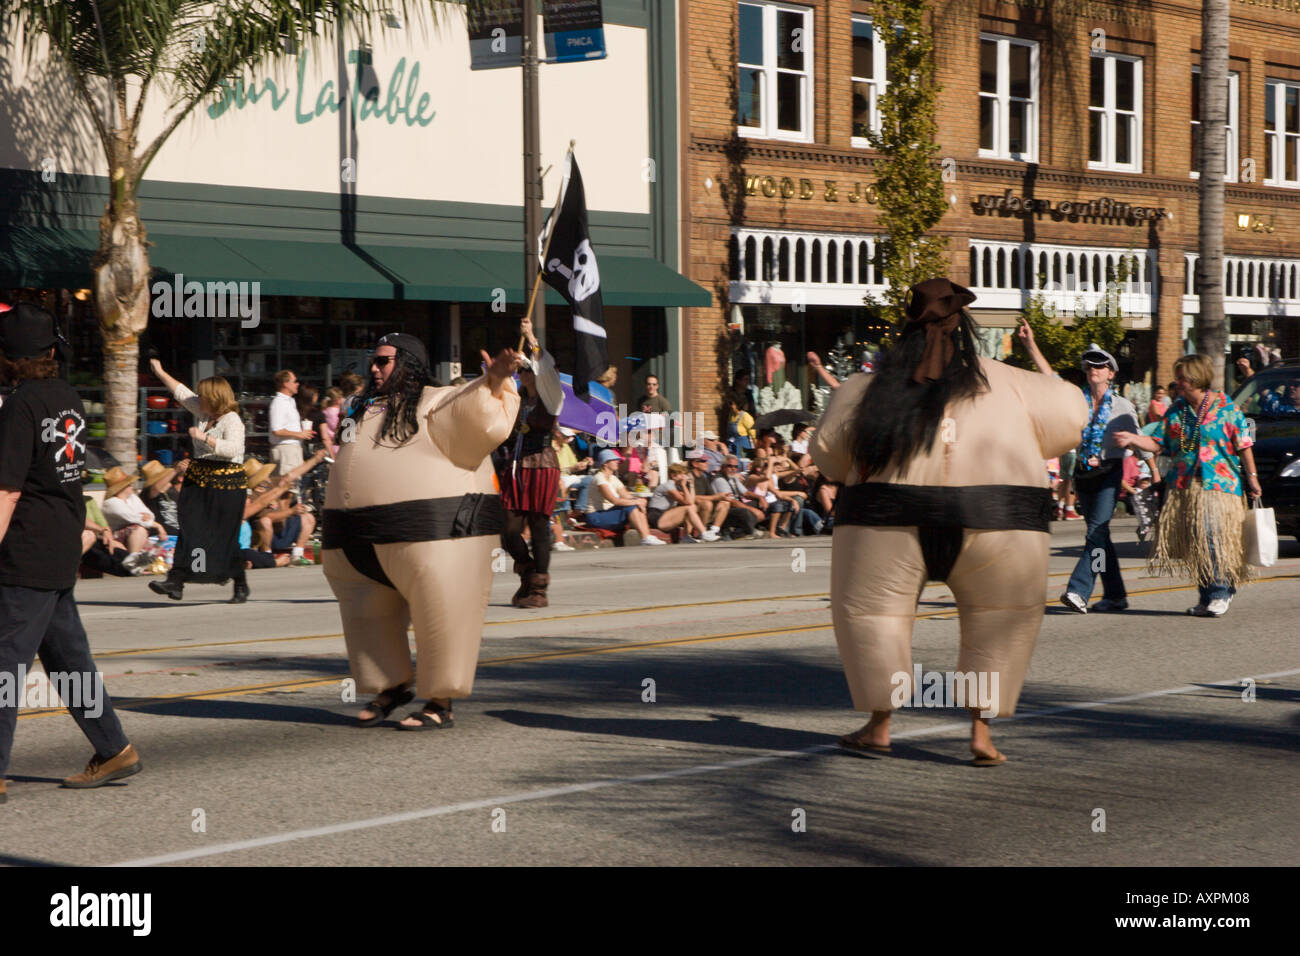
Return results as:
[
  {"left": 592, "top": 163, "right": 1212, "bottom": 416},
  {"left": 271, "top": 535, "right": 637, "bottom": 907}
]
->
[
  {"left": 0, "top": 303, "right": 141, "bottom": 801},
  {"left": 812, "top": 278, "right": 1088, "bottom": 765},
  {"left": 322, "top": 333, "right": 521, "bottom": 730},
  {"left": 498, "top": 317, "right": 565, "bottom": 608},
  {"left": 147, "top": 360, "right": 249, "bottom": 603}
]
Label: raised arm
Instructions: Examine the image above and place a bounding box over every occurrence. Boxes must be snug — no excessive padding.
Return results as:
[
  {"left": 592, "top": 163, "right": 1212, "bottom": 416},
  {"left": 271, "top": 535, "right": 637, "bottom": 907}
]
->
[{"left": 428, "top": 350, "right": 523, "bottom": 468}]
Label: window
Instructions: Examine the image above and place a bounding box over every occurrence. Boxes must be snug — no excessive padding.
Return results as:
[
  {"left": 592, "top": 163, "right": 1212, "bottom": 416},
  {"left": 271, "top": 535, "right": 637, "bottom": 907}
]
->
[
  {"left": 737, "top": 2, "right": 813, "bottom": 141},
  {"left": 1265, "top": 79, "right": 1300, "bottom": 187},
  {"left": 1088, "top": 52, "right": 1142, "bottom": 172},
  {"left": 851, "top": 17, "right": 887, "bottom": 145},
  {"left": 1190, "top": 68, "right": 1239, "bottom": 181},
  {"left": 978, "top": 35, "right": 1038, "bottom": 161}
]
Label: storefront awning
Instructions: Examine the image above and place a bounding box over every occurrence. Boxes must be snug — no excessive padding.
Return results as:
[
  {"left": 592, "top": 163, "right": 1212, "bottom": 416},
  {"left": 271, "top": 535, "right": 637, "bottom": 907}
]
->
[{"left": 0, "top": 227, "right": 711, "bottom": 307}]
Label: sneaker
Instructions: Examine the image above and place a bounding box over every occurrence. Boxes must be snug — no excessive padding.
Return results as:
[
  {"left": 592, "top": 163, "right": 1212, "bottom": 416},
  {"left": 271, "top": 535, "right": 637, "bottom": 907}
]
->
[
  {"left": 747, "top": 530, "right": 768, "bottom": 540},
  {"left": 1205, "top": 598, "right": 1231, "bottom": 616},
  {"left": 553, "top": 541, "right": 576, "bottom": 552},
  {"left": 641, "top": 535, "right": 667, "bottom": 546},
  {"left": 700, "top": 529, "right": 721, "bottom": 542},
  {"left": 679, "top": 534, "right": 699, "bottom": 543},
  {"left": 1092, "top": 597, "right": 1129, "bottom": 613},
  {"left": 1063, "top": 507, "right": 1083, "bottom": 520},
  {"left": 1187, "top": 604, "right": 1212, "bottom": 617},
  {"left": 291, "top": 557, "right": 314, "bottom": 567},
  {"left": 62, "top": 744, "right": 142, "bottom": 789},
  {"left": 1059, "top": 592, "right": 1089, "bottom": 613}
]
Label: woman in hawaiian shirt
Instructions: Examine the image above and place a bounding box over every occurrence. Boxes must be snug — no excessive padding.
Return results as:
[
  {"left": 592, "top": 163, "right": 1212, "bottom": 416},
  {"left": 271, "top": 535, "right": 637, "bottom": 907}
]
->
[{"left": 1114, "top": 354, "right": 1263, "bottom": 617}]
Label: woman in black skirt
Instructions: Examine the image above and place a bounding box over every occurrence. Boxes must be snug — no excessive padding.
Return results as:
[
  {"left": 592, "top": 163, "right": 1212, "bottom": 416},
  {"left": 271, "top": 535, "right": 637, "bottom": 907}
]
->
[
  {"left": 147, "top": 359, "right": 250, "bottom": 602},
  {"left": 498, "top": 317, "right": 564, "bottom": 608}
]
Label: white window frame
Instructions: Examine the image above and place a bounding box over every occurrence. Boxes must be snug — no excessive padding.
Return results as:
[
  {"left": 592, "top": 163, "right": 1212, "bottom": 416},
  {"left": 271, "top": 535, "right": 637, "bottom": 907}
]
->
[
  {"left": 1190, "top": 67, "right": 1239, "bottom": 182},
  {"left": 978, "top": 34, "right": 1039, "bottom": 162},
  {"left": 736, "top": 1, "right": 814, "bottom": 143},
  {"left": 1088, "top": 52, "right": 1143, "bottom": 173},
  {"left": 850, "top": 16, "right": 888, "bottom": 147},
  {"left": 1264, "top": 78, "right": 1300, "bottom": 188}
]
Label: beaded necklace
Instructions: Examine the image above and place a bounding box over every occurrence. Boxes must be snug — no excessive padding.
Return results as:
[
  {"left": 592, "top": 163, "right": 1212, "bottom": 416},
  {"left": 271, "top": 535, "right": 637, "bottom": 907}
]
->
[{"left": 1178, "top": 390, "right": 1214, "bottom": 455}]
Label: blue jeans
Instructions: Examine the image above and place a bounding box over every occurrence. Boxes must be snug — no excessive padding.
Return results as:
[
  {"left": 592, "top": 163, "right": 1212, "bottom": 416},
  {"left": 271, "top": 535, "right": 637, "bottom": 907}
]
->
[
  {"left": 571, "top": 475, "right": 594, "bottom": 512},
  {"left": 1198, "top": 520, "right": 1237, "bottom": 606},
  {"left": 1067, "top": 466, "right": 1126, "bottom": 601}
]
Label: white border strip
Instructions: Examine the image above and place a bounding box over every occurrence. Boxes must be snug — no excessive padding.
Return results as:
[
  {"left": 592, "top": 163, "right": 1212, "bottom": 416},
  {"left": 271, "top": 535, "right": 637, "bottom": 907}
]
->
[{"left": 109, "top": 667, "right": 1300, "bottom": 867}]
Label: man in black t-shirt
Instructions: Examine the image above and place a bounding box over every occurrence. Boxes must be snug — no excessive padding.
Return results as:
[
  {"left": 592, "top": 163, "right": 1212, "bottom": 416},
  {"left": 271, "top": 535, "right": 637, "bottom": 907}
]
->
[{"left": 0, "top": 304, "right": 141, "bottom": 805}]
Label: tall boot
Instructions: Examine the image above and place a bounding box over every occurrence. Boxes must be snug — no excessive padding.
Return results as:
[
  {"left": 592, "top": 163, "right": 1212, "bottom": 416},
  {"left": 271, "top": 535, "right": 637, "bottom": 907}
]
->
[
  {"left": 230, "top": 574, "right": 249, "bottom": 604},
  {"left": 515, "top": 572, "right": 550, "bottom": 609},
  {"left": 511, "top": 560, "right": 535, "bottom": 607}
]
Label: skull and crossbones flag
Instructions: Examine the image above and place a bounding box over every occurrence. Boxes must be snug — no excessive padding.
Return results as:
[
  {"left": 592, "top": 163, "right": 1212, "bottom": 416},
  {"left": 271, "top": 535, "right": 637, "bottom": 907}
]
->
[{"left": 538, "top": 152, "right": 607, "bottom": 399}]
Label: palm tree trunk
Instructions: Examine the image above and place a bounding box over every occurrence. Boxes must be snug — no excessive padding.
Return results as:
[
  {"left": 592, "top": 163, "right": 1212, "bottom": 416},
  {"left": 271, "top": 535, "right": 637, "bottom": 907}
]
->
[
  {"left": 1196, "top": 0, "right": 1230, "bottom": 388},
  {"left": 93, "top": 137, "right": 151, "bottom": 470}
]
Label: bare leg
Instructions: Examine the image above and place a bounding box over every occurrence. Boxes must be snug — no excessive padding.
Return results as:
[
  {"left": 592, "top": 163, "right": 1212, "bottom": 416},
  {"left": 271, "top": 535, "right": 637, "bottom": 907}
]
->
[
  {"left": 970, "top": 710, "right": 1004, "bottom": 764},
  {"left": 295, "top": 512, "right": 316, "bottom": 547},
  {"left": 126, "top": 526, "right": 148, "bottom": 552},
  {"left": 842, "top": 710, "right": 891, "bottom": 749}
]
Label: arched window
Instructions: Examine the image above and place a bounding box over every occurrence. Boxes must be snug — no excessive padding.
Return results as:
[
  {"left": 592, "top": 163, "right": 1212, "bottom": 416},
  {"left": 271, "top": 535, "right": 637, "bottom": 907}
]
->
[
  {"left": 811, "top": 240, "right": 822, "bottom": 283},
  {"left": 729, "top": 236, "right": 741, "bottom": 281},
  {"left": 762, "top": 237, "right": 775, "bottom": 282},
  {"left": 744, "top": 236, "right": 757, "bottom": 280},
  {"left": 778, "top": 238, "right": 790, "bottom": 282},
  {"left": 843, "top": 242, "right": 855, "bottom": 284},
  {"left": 827, "top": 240, "right": 838, "bottom": 282},
  {"left": 862, "top": 243, "right": 874, "bottom": 286},
  {"left": 795, "top": 239, "right": 806, "bottom": 282}
]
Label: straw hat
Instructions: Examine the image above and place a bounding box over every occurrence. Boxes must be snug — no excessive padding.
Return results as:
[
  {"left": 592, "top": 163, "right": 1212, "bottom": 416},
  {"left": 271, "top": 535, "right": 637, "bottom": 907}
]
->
[
  {"left": 242, "top": 457, "right": 276, "bottom": 489},
  {"left": 139, "top": 459, "right": 177, "bottom": 490},
  {"left": 103, "top": 466, "right": 137, "bottom": 497}
]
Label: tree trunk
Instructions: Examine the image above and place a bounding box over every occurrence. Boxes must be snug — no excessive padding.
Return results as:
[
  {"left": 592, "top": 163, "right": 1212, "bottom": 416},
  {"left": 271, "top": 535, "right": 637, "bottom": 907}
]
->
[
  {"left": 93, "top": 139, "right": 151, "bottom": 471},
  {"left": 1196, "top": 0, "right": 1230, "bottom": 389}
]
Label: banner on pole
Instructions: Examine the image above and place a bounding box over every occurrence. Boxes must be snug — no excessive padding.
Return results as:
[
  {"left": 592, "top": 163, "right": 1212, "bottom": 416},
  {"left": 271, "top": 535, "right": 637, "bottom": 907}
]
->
[
  {"left": 542, "top": 0, "right": 607, "bottom": 63},
  {"left": 466, "top": 0, "right": 605, "bottom": 69}
]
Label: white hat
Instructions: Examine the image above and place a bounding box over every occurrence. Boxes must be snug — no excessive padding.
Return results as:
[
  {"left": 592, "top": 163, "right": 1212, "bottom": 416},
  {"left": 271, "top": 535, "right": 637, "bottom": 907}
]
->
[
  {"left": 558, "top": 426, "right": 576, "bottom": 438},
  {"left": 700, "top": 430, "right": 720, "bottom": 441}
]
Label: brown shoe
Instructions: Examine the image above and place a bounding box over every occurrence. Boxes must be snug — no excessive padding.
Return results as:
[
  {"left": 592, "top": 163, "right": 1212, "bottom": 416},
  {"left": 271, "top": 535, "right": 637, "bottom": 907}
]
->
[
  {"left": 515, "top": 572, "right": 550, "bottom": 609},
  {"left": 62, "top": 743, "right": 142, "bottom": 789},
  {"left": 0, "top": 778, "right": 7, "bottom": 804}
]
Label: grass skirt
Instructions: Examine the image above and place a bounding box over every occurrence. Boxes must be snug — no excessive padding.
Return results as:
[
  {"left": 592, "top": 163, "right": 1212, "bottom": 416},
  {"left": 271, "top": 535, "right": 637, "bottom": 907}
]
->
[{"left": 1149, "top": 483, "right": 1252, "bottom": 589}]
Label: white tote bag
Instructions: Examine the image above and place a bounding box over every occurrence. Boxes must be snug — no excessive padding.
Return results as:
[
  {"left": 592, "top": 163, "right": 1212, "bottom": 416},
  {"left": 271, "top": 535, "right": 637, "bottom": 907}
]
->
[{"left": 1243, "top": 498, "right": 1278, "bottom": 568}]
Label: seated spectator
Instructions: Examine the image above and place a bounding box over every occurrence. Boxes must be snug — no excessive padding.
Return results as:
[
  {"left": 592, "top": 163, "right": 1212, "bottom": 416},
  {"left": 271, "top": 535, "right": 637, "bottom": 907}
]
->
[
  {"left": 100, "top": 466, "right": 168, "bottom": 558},
  {"left": 585, "top": 448, "right": 665, "bottom": 545},
  {"left": 707, "top": 454, "right": 766, "bottom": 539},
  {"left": 140, "top": 459, "right": 181, "bottom": 537},
  {"left": 81, "top": 486, "right": 134, "bottom": 576},
  {"left": 744, "top": 456, "right": 802, "bottom": 538},
  {"left": 241, "top": 450, "right": 325, "bottom": 567},
  {"left": 694, "top": 430, "right": 728, "bottom": 471},
  {"left": 789, "top": 423, "right": 814, "bottom": 465},
  {"left": 778, "top": 455, "right": 822, "bottom": 536},
  {"left": 648, "top": 462, "right": 719, "bottom": 541}
]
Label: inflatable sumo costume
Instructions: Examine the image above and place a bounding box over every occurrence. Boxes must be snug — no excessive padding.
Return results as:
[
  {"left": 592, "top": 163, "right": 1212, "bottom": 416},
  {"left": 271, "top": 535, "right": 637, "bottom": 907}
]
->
[
  {"left": 322, "top": 333, "right": 520, "bottom": 728},
  {"left": 811, "top": 279, "right": 1088, "bottom": 764}
]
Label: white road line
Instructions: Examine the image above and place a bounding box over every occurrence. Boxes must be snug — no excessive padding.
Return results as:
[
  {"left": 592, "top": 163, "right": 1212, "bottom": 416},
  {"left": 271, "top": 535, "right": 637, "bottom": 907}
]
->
[{"left": 108, "top": 665, "right": 1300, "bottom": 867}]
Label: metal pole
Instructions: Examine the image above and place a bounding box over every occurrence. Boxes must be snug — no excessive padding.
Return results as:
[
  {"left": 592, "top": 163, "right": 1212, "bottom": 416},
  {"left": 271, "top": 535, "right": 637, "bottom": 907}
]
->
[{"left": 522, "top": 0, "right": 545, "bottom": 344}]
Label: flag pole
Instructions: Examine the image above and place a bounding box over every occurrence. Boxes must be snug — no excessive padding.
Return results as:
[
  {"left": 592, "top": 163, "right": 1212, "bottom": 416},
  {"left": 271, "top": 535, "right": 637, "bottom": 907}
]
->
[{"left": 519, "top": 142, "right": 575, "bottom": 353}]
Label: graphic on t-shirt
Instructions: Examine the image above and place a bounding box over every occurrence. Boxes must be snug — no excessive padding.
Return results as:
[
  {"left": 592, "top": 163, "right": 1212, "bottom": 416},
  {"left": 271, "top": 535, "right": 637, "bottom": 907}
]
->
[{"left": 51, "top": 408, "right": 86, "bottom": 483}]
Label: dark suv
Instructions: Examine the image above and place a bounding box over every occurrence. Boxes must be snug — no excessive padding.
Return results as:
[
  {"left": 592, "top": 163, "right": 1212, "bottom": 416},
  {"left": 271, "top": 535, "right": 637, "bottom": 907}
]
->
[{"left": 1232, "top": 361, "right": 1300, "bottom": 542}]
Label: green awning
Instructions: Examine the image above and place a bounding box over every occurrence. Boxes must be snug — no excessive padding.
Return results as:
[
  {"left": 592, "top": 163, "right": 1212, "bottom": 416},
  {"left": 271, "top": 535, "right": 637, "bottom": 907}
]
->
[{"left": 0, "top": 227, "right": 711, "bottom": 307}]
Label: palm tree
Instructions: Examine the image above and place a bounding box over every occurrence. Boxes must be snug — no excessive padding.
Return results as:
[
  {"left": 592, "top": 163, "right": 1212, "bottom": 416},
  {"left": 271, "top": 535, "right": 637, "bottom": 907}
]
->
[
  {"left": 0, "top": 1, "right": 449, "bottom": 467},
  {"left": 1196, "top": 0, "right": 1230, "bottom": 388}
]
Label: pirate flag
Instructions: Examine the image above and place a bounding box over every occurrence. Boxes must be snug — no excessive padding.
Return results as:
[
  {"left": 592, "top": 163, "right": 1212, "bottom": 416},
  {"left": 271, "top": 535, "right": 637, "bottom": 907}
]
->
[{"left": 538, "top": 153, "right": 607, "bottom": 399}]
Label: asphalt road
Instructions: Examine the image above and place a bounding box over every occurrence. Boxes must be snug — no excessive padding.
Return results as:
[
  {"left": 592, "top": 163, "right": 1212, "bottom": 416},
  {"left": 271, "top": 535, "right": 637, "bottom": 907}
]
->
[{"left": 2, "top": 518, "right": 1297, "bottom": 867}]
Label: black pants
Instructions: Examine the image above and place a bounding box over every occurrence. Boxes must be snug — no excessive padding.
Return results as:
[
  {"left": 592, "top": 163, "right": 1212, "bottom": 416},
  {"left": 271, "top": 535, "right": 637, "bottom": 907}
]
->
[
  {"left": 722, "top": 504, "right": 759, "bottom": 536},
  {"left": 0, "top": 585, "right": 130, "bottom": 778},
  {"left": 501, "top": 511, "right": 552, "bottom": 574}
]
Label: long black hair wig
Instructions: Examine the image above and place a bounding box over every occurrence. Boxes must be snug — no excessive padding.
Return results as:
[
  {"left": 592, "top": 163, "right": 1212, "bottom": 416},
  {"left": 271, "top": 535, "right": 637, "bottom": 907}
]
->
[
  {"left": 343, "top": 348, "right": 441, "bottom": 447},
  {"left": 850, "top": 309, "right": 989, "bottom": 480}
]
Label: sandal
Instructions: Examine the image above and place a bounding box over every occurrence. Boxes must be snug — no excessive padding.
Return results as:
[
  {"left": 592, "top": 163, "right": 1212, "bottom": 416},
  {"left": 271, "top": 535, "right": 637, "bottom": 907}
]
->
[
  {"left": 357, "top": 686, "right": 414, "bottom": 727},
  {"left": 397, "top": 701, "right": 454, "bottom": 731}
]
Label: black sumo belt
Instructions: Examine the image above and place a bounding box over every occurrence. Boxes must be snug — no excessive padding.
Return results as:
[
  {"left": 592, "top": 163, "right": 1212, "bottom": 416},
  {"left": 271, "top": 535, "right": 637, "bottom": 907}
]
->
[
  {"left": 322, "top": 493, "right": 505, "bottom": 589},
  {"left": 833, "top": 483, "right": 1054, "bottom": 582}
]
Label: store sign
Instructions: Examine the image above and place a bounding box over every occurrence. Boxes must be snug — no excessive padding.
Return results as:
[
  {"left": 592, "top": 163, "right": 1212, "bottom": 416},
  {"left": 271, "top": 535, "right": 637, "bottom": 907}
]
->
[
  {"left": 206, "top": 49, "right": 436, "bottom": 127},
  {"left": 1236, "top": 212, "right": 1276, "bottom": 233},
  {"left": 972, "top": 191, "right": 1168, "bottom": 224},
  {"left": 744, "top": 175, "right": 880, "bottom": 204},
  {"left": 543, "top": 0, "right": 607, "bottom": 62}
]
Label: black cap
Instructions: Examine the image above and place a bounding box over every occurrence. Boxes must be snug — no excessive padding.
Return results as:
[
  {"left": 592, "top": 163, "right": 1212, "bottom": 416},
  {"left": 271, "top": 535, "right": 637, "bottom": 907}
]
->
[
  {"left": 375, "top": 332, "right": 428, "bottom": 367},
  {"left": 0, "top": 302, "right": 67, "bottom": 360}
]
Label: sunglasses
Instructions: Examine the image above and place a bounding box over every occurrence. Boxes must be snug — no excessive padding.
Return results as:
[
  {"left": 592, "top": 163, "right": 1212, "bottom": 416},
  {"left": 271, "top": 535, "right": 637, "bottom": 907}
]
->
[{"left": 370, "top": 356, "right": 393, "bottom": 368}]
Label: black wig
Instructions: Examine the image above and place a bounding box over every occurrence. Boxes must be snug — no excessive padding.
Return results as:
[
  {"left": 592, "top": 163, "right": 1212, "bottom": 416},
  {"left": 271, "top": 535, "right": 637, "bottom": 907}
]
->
[
  {"left": 849, "top": 309, "right": 989, "bottom": 480},
  {"left": 344, "top": 349, "right": 442, "bottom": 447}
]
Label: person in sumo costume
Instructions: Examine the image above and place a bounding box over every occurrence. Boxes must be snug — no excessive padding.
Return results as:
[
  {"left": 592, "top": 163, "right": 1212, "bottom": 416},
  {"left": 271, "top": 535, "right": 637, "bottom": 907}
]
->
[
  {"left": 811, "top": 279, "right": 1088, "bottom": 765},
  {"left": 322, "top": 333, "right": 522, "bottom": 730}
]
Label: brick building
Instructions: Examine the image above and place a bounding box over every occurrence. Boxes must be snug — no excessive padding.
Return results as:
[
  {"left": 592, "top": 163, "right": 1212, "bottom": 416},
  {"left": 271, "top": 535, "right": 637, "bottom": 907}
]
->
[{"left": 679, "top": 0, "right": 1300, "bottom": 427}]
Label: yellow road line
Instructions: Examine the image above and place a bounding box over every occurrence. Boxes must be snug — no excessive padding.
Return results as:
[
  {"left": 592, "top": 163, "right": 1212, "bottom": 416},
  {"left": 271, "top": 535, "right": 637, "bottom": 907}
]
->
[{"left": 23, "top": 571, "right": 1299, "bottom": 722}]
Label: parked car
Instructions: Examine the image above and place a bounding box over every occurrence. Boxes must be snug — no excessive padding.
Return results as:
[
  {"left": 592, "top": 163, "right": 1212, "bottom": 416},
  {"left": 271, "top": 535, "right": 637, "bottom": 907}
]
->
[{"left": 1232, "top": 360, "right": 1300, "bottom": 542}]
